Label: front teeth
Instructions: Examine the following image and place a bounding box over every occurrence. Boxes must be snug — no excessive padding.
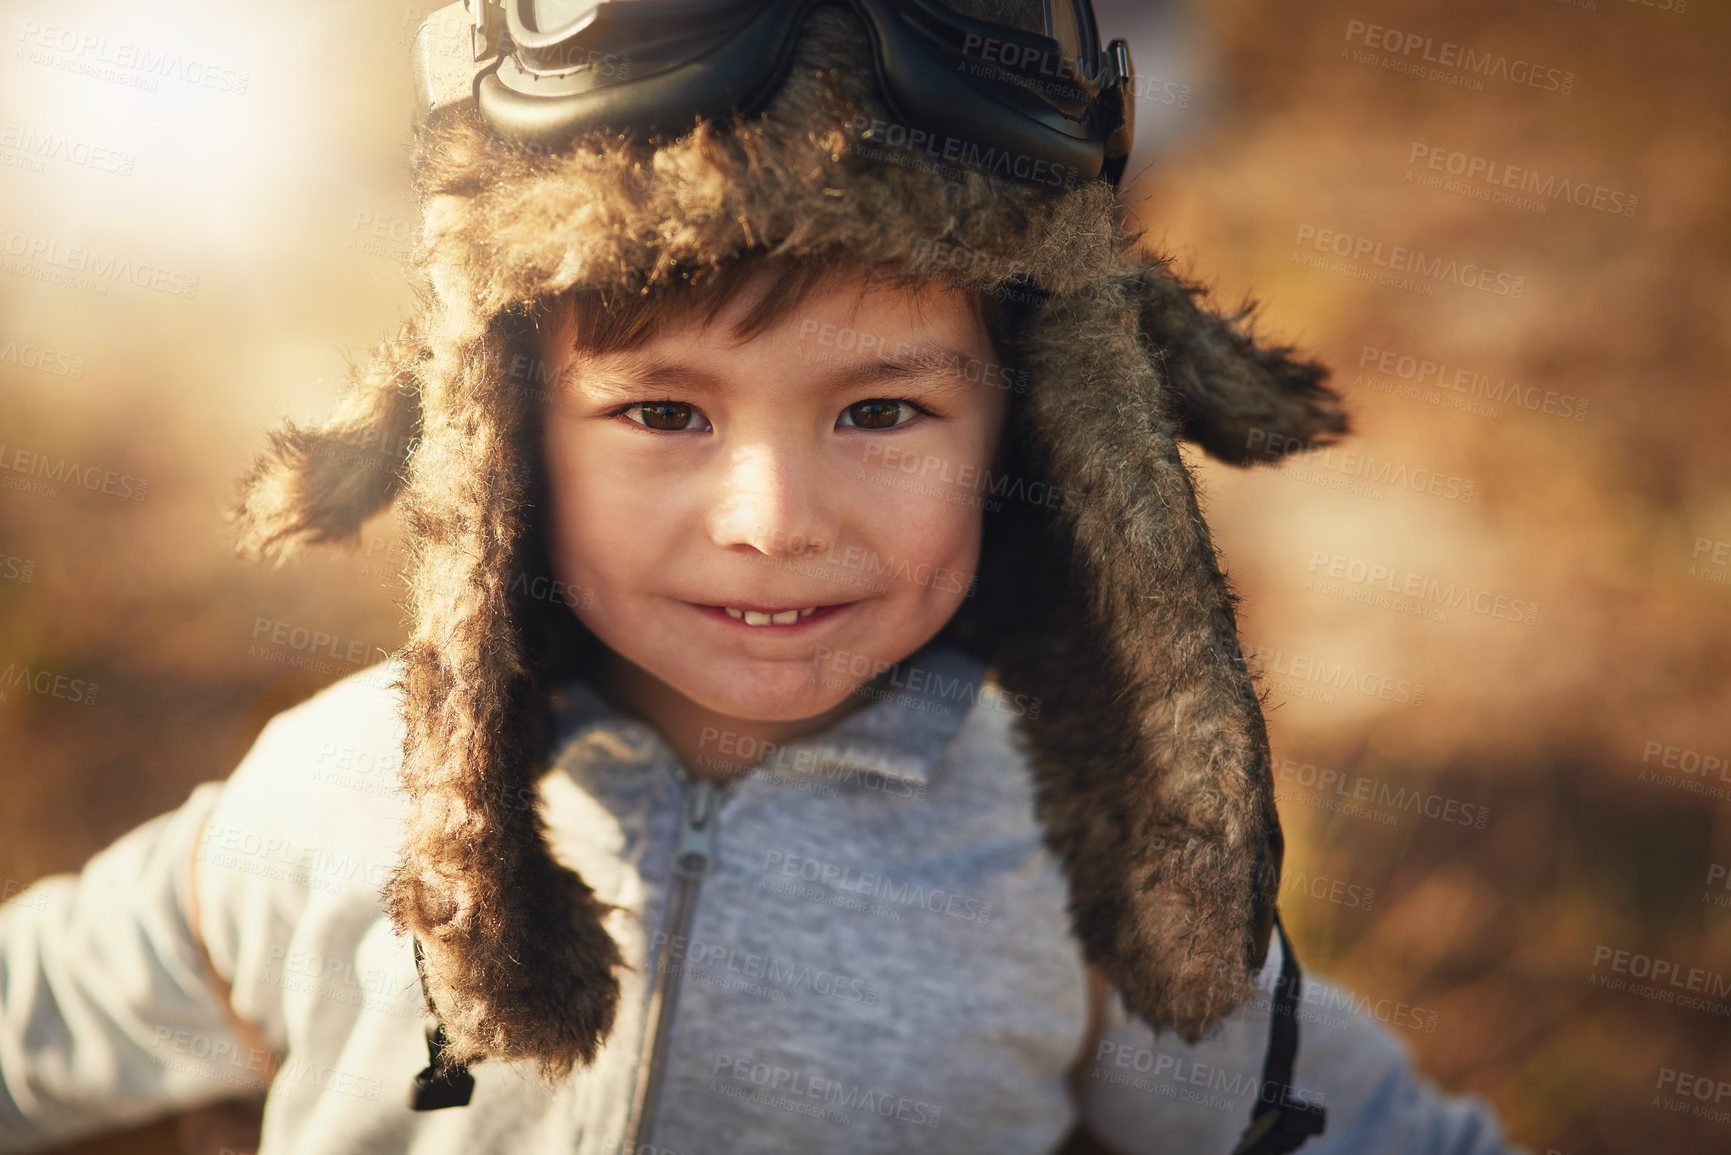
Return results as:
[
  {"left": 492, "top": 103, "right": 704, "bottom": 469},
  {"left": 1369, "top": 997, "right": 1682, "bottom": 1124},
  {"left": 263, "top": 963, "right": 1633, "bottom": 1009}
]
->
[{"left": 723, "top": 606, "right": 818, "bottom": 626}]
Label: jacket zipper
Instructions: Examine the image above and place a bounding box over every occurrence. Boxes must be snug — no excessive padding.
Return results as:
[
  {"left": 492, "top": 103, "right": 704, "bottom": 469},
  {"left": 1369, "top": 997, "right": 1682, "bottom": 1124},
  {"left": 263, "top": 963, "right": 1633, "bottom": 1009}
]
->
[{"left": 622, "top": 766, "right": 724, "bottom": 1152}]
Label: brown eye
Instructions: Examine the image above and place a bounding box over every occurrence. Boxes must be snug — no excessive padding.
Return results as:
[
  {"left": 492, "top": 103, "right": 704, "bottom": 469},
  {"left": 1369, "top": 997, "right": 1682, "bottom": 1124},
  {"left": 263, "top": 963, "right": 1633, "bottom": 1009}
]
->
[
  {"left": 840, "top": 399, "right": 916, "bottom": 430},
  {"left": 624, "top": 401, "right": 711, "bottom": 432}
]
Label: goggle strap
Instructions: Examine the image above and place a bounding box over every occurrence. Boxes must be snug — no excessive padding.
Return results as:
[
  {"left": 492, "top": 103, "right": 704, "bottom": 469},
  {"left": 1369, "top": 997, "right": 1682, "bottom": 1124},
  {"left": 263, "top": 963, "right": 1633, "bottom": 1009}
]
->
[{"left": 413, "top": 1, "right": 496, "bottom": 129}]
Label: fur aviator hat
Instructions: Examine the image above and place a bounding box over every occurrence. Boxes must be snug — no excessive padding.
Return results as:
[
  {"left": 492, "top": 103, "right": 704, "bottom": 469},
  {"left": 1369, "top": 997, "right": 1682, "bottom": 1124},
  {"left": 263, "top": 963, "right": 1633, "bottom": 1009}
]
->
[{"left": 229, "top": 1, "right": 1346, "bottom": 1089}]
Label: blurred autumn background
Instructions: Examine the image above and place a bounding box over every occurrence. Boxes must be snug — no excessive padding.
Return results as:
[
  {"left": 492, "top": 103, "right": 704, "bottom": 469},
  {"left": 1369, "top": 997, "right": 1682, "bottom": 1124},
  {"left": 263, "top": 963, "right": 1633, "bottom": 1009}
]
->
[{"left": 2, "top": 0, "right": 1727, "bottom": 1152}]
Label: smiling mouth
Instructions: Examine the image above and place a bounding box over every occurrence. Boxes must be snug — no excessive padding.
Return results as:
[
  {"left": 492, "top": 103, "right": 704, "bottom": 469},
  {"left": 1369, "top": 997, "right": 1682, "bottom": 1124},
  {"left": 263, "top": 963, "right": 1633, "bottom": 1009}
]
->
[{"left": 690, "top": 601, "right": 856, "bottom": 628}]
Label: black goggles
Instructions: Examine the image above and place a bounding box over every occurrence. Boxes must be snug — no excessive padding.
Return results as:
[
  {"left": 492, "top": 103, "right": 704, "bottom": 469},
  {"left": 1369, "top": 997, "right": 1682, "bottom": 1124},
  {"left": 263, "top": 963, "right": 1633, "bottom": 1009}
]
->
[{"left": 412, "top": 0, "right": 1135, "bottom": 188}]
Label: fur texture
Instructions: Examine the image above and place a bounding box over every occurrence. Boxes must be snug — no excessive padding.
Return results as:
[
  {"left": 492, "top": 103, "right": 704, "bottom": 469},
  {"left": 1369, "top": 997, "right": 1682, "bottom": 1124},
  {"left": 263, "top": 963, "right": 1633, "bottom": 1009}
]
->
[
  {"left": 1131, "top": 261, "right": 1347, "bottom": 465},
  {"left": 231, "top": 307, "right": 428, "bottom": 560},
  {"left": 227, "top": 3, "right": 1348, "bottom": 1084}
]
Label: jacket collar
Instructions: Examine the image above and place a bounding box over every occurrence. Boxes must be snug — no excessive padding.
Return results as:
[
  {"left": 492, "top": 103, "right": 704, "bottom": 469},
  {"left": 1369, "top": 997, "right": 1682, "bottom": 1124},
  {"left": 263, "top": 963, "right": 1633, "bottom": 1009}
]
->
[{"left": 550, "top": 643, "right": 989, "bottom": 790}]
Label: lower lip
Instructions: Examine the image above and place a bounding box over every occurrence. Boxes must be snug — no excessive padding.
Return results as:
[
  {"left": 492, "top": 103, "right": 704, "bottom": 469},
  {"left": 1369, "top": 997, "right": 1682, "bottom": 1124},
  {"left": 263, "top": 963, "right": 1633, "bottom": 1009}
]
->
[{"left": 689, "top": 602, "right": 857, "bottom": 631}]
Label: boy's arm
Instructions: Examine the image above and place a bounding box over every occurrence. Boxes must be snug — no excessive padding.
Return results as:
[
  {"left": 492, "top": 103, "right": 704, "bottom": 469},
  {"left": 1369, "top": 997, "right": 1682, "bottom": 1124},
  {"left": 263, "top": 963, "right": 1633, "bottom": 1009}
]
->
[
  {"left": 1072, "top": 940, "right": 1531, "bottom": 1155},
  {"left": 0, "top": 780, "right": 272, "bottom": 1153}
]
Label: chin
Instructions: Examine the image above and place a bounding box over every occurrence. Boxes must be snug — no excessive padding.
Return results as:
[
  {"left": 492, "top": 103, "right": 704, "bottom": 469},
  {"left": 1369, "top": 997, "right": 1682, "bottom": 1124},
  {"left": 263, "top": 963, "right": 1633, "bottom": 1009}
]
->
[{"left": 686, "top": 658, "right": 851, "bottom": 723}]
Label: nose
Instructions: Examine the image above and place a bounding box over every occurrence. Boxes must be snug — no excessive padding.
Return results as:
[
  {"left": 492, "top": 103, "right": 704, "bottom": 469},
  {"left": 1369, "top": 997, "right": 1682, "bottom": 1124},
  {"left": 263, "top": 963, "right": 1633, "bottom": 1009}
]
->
[{"left": 704, "top": 436, "right": 840, "bottom": 558}]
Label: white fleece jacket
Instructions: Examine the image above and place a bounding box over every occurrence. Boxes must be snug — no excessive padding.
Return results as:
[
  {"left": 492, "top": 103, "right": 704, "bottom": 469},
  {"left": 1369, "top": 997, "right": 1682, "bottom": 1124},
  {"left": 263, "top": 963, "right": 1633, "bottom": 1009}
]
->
[{"left": 0, "top": 645, "right": 1526, "bottom": 1154}]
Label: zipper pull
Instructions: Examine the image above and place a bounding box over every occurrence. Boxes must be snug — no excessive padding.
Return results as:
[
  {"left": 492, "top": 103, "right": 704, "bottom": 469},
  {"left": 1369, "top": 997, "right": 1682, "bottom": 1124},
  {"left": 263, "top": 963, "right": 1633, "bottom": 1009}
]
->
[{"left": 673, "top": 778, "right": 719, "bottom": 880}]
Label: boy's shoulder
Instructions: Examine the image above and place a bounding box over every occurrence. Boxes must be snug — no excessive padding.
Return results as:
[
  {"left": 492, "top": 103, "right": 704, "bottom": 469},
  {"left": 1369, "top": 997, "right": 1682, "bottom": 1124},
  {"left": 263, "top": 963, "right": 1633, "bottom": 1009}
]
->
[
  {"left": 191, "top": 663, "right": 420, "bottom": 1047},
  {"left": 203, "top": 660, "right": 411, "bottom": 882},
  {"left": 917, "top": 651, "right": 1044, "bottom": 795},
  {"left": 240, "top": 659, "right": 408, "bottom": 794}
]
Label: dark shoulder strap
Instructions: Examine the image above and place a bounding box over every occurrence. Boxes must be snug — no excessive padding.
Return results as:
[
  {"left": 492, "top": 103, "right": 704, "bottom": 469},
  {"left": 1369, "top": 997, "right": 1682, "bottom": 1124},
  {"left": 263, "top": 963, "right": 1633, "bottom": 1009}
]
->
[{"left": 1229, "top": 911, "right": 1328, "bottom": 1154}]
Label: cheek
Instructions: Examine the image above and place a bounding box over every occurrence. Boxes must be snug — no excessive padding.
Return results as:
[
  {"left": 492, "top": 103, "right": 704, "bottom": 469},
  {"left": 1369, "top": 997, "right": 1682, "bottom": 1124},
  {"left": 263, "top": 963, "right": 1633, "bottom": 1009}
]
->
[
  {"left": 884, "top": 492, "right": 981, "bottom": 571},
  {"left": 847, "top": 432, "right": 989, "bottom": 593},
  {"left": 539, "top": 416, "right": 649, "bottom": 597}
]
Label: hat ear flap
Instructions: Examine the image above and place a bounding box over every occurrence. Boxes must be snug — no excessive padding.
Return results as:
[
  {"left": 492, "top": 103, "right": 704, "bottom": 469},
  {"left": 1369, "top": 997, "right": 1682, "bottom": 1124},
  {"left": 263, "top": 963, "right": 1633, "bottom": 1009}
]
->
[
  {"left": 380, "top": 315, "right": 624, "bottom": 1085},
  {"left": 1132, "top": 253, "right": 1349, "bottom": 465},
  {"left": 229, "top": 307, "right": 430, "bottom": 562},
  {"left": 973, "top": 270, "right": 1281, "bottom": 1041}
]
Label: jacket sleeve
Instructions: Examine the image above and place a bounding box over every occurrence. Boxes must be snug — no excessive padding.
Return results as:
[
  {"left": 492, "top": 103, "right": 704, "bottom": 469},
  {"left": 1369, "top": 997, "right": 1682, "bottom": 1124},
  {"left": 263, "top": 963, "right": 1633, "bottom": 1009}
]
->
[
  {"left": 1076, "top": 934, "right": 1530, "bottom": 1155},
  {"left": 0, "top": 780, "right": 275, "bottom": 1153}
]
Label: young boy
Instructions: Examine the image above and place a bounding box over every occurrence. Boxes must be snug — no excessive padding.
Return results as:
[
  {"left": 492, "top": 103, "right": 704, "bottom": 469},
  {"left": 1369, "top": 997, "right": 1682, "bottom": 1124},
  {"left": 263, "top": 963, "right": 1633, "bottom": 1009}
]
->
[{"left": 0, "top": 2, "right": 1526, "bottom": 1153}]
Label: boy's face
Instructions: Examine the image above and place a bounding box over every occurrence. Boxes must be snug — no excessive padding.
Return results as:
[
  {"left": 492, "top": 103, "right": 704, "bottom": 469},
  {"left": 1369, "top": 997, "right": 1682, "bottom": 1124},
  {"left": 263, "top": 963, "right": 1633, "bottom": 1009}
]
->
[{"left": 536, "top": 266, "right": 1011, "bottom": 723}]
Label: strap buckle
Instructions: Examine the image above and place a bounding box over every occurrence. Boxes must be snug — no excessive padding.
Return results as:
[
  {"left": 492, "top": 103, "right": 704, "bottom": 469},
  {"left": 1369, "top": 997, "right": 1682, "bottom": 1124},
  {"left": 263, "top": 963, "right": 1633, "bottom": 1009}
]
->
[
  {"left": 1098, "top": 38, "right": 1134, "bottom": 186},
  {"left": 409, "top": 1021, "right": 478, "bottom": 1110},
  {"left": 406, "top": 936, "right": 477, "bottom": 1110}
]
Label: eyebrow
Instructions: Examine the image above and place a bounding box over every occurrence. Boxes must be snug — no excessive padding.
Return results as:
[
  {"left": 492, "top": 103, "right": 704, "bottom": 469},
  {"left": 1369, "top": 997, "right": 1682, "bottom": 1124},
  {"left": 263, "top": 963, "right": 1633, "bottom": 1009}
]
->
[{"left": 560, "top": 339, "right": 992, "bottom": 400}]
